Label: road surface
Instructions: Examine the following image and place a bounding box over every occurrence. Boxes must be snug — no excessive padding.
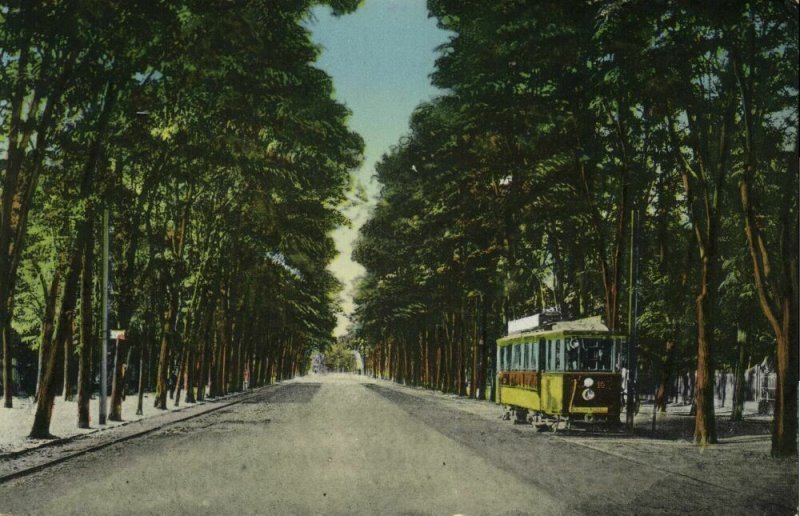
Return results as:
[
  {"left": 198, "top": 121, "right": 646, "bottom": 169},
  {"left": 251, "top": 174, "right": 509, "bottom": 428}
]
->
[{"left": 0, "top": 374, "right": 795, "bottom": 515}]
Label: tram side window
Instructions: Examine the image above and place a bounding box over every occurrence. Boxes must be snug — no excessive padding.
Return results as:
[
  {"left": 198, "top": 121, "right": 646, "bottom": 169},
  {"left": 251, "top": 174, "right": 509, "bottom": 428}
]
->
[
  {"left": 555, "top": 339, "right": 561, "bottom": 370},
  {"left": 547, "top": 339, "right": 562, "bottom": 370},
  {"left": 544, "top": 340, "right": 553, "bottom": 370},
  {"left": 527, "top": 343, "right": 532, "bottom": 370},
  {"left": 581, "top": 339, "right": 614, "bottom": 371},
  {"left": 531, "top": 342, "right": 538, "bottom": 370},
  {"left": 562, "top": 338, "right": 616, "bottom": 371},
  {"left": 538, "top": 339, "right": 546, "bottom": 371}
]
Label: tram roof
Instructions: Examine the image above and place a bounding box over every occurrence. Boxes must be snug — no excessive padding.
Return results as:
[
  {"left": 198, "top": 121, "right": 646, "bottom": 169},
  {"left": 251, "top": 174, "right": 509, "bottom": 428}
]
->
[{"left": 497, "top": 327, "right": 626, "bottom": 347}]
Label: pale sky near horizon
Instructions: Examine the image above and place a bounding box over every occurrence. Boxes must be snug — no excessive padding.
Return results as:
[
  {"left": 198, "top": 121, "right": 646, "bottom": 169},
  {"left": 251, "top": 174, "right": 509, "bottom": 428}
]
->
[{"left": 307, "top": 0, "right": 451, "bottom": 337}]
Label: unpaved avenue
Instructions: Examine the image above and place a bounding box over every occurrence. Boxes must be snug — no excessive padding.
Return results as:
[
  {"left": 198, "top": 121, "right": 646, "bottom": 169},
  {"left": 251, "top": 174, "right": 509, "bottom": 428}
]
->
[
  {"left": 1, "top": 376, "right": 560, "bottom": 515},
  {"left": 0, "top": 375, "right": 794, "bottom": 515}
]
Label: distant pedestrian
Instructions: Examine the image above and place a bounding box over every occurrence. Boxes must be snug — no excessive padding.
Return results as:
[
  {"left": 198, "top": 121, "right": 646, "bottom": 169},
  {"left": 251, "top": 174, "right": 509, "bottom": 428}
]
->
[
  {"left": 168, "top": 371, "right": 177, "bottom": 399},
  {"left": 682, "top": 372, "right": 691, "bottom": 404},
  {"left": 121, "top": 364, "right": 128, "bottom": 401}
]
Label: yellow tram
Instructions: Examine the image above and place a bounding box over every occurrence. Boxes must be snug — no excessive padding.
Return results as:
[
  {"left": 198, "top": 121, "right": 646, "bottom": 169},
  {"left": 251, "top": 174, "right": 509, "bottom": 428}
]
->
[{"left": 496, "top": 314, "right": 624, "bottom": 427}]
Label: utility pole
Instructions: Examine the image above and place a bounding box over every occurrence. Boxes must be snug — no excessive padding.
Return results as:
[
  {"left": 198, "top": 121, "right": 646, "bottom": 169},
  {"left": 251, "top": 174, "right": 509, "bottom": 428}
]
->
[
  {"left": 626, "top": 206, "right": 640, "bottom": 431},
  {"left": 99, "top": 207, "right": 109, "bottom": 425}
]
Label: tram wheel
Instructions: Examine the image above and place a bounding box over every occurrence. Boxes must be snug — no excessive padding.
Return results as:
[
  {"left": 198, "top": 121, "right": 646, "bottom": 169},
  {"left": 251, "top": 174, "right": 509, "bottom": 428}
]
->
[{"left": 513, "top": 408, "right": 529, "bottom": 425}]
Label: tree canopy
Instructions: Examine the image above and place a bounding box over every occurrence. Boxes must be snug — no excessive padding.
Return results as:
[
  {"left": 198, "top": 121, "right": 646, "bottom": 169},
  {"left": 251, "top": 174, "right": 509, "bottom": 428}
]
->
[
  {"left": 351, "top": 0, "right": 798, "bottom": 456},
  {"left": 0, "top": 0, "right": 363, "bottom": 436}
]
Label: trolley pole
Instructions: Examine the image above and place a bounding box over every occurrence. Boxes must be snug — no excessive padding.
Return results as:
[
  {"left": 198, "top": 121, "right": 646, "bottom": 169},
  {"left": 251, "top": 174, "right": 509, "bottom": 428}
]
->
[
  {"left": 99, "top": 207, "right": 109, "bottom": 425},
  {"left": 625, "top": 206, "right": 640, "bottom": 431}
]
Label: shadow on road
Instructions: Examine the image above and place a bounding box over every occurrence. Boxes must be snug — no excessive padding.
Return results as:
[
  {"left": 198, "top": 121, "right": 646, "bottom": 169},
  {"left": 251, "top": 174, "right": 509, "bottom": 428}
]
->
[
  {"left": 363, "top": 382, "right": 795, "bottom": 515},
  {"left": 263, "top": 383, "right": 322, "bottom": 404}
]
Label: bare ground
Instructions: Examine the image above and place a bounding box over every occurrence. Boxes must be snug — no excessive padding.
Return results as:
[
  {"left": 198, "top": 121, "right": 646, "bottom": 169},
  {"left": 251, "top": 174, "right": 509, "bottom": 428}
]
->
[{"left": 0, "top": 374, "right": 796, "bottom": 515}]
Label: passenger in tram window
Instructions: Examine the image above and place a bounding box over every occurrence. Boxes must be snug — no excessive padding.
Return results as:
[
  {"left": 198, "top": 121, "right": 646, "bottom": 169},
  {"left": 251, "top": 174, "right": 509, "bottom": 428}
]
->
[{"left": 567, "top": 338, "right": 580, "bottom": 371}]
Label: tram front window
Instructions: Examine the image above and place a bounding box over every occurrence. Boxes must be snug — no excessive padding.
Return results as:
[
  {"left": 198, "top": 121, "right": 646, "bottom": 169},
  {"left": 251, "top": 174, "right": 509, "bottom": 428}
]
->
[{"left": 566, "top": 339, "right": 614, "bottom": 371}]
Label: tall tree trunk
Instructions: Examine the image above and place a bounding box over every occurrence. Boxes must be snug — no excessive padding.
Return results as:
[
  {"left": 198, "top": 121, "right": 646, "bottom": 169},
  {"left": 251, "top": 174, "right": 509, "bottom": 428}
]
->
[
  {"left": 733, "top": 48, "right": 798, "bottom": 456},
  {"left": 477, "top": 297, "right": 488, "bottom": 400},
  {"left": 154, "top": 303, "right": 173, "bottom": 409},
  {"left": 196, "top": 339, "right": 208, "bottom": 401},
  {"left": 63, "top": 328, "right": 74, "bottom": 401},
  {"left": 77, "top": 230, "right": 94, "bottom": 428},
  {"left": 30, "top": 239, "right": 84, "bottom": 438},
  {"left": 198, "top": 299, "right": 216, "bottom": 399},
  {"left": 0, "top": 35, "right": 31, "bottom": 410},
  {"left": 154, "top": 181, "right": 193, "bottom": 409},
  {"left": 218, "top": 326, "right": 227, "bottom": 394},
  {"left": 693, "top": 238, "right": 718, "bottom": 445},
  {"left": 173, "top": 343, "right": 187, "bottom": 407},
  {"left": 578, "top": 156, "right": 629, "bottom": 332},
  {"left": 35, "top": 267, "right": 62, "bottom": 402},
  {"left": 136, "top": 337, "right": 146, "bottom": 416},
  {"left": 471, "top": 301, "right": 478, "bottom": 399},
  {"left": 654, "top": 340, "right": 675, "bottom": 412},
  {"left": 231, "top": 333, "right": 241, "bottom": 392},
  {"left": 731, "top": 330, "right": 747, "bottom": 422},
  {"left": 31, "top": 75, "right": 114, "bottom": 432},
  {"left": 185, "top": 347, "right": 196, "bottom": 403},
  {"left": 671, "top": 91, "right": 734, "bottom": 446},
  {"left": 0, "top": 43, "right": 70, "bottom": 409},
  {"left": 208, "top": 330, "right": 219, "bottom": 398}
]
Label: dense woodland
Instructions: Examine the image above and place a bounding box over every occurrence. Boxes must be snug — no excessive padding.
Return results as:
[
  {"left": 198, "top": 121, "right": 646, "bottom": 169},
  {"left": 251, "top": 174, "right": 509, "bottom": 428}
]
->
[
  {"left": 0, "top": 0, "right": 363, "bottom": 437},
  {"left": 351, "top": 0, "right": 798, "bottom": 456}
]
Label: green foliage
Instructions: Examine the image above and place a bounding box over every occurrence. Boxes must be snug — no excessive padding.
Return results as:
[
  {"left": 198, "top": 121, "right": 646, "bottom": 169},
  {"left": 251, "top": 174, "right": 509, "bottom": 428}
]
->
[
  {"left": 325, "top": 342, "right": 356, "bottom": 372},
  {"left": 351, "top": 0, "right": 798, "bottom": 408},
  {"left": 1, "top": 0, "right": 365, "bottom": 403}
]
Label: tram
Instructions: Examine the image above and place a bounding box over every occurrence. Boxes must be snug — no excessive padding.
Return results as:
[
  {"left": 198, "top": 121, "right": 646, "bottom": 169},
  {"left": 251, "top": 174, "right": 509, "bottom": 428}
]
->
[{"left": 496, "top": 314, "right": 625, "bottom": 428}]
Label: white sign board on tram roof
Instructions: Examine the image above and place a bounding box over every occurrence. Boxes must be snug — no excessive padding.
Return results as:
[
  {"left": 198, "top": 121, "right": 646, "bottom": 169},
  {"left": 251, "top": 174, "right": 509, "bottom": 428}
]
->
[{"left": 508, "top": 314, "right": 540, "bottom": 335}]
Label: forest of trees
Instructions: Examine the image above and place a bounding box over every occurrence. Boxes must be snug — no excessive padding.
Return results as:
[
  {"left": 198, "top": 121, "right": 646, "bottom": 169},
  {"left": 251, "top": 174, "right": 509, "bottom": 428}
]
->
[
  {"left": 0, "top": 0, "right": 363, "bottom": 438},
  {"left": 351, "top": 0, "right": 798, "bottom": 457}
]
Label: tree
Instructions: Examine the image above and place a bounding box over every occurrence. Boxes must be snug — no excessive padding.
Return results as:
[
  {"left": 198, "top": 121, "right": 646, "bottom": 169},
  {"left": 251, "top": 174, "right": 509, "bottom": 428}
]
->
[{"left": 2, "top": 0, "right": 363, "bottom": 437}]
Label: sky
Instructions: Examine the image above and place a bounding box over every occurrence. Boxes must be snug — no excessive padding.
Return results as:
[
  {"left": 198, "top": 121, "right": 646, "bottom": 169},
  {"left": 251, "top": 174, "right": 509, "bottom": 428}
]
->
[{"left": 306, "top": 0, "right": 451, "bottom": 337}]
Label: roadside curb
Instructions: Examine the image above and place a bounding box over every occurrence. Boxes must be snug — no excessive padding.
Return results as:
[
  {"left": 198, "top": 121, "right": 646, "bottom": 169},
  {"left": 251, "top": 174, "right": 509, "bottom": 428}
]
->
[{"left": 0, "top": 386, "right": 275, "bottom": 484}]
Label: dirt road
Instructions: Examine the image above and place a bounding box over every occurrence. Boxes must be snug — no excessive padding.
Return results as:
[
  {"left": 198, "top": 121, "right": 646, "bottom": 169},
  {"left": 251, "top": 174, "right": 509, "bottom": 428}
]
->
[{"left": 0, "top": 374, "right": 795, "bottom": 515}]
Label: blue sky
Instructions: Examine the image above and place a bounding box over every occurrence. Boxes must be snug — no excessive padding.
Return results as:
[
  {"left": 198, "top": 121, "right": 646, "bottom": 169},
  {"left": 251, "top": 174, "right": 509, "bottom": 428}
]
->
[{"left": 307, "top": 0, "right": 451, "bottom": 336}]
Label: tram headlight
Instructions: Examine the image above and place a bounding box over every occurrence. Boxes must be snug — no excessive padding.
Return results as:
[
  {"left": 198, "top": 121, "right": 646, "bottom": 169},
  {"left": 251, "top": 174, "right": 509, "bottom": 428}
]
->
[
  {"left": 581, "top": 388, "right": 595, "bottom": 401},
  {"left": 583, "top": 377, "right": 594, "bottom": 388}
]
